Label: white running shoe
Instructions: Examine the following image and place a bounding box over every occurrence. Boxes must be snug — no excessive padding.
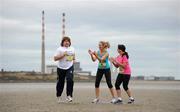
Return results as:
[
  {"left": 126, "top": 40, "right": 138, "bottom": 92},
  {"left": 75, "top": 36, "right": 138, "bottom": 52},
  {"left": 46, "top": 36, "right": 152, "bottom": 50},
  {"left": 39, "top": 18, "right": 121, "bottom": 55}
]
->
[
  {"left": 110, "top": 98, "right": 117, "bottom": 104},
  {"left": 128, "top": 97, "right": 135, "bottom": 104},
  {"left": 114, "top": 98, "right": 123, "bottom": 104},
  {"left": 57, "top": 97, "right": 64, "bottom": 103},
  {"left": 66, "top": 96, "right": 73, "bottom": 102},
  {"left": 92, "top": 98, "right": 99, "bottom": 103}
]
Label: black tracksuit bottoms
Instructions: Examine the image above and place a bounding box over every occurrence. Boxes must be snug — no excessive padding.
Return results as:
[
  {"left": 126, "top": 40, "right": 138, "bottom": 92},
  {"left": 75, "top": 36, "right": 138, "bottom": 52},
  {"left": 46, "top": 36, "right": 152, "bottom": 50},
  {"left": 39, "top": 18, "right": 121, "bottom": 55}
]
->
[{"left": 56, "top": 66, "right": 74, "bottom": 97}]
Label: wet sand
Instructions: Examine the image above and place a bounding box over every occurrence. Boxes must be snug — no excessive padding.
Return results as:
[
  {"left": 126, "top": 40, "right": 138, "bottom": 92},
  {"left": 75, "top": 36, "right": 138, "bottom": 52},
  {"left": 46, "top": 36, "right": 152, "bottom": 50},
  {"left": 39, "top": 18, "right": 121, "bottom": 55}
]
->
[{"left": 0, "top": 81, "right": 180, "bottom": 112}]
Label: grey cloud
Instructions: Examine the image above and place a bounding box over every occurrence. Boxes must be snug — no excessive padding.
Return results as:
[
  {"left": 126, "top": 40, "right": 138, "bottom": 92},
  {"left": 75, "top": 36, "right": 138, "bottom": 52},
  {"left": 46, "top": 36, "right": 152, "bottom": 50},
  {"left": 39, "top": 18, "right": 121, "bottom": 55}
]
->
[{"left": 0, "top": 0, "right": 180, "bottom": 79}]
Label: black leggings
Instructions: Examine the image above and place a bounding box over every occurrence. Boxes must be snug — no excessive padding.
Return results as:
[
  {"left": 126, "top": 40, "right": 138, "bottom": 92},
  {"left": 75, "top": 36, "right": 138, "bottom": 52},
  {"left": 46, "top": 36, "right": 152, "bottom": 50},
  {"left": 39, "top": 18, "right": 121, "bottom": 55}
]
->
[
  {"left": 95, "top": 68, "right": 113, "bottom": 88},
  {"left": 56, "top": 66, "right": 74, "bottom": 97},
  {"left": 115, "top": 74, "right": 131, "bottom": 91}
]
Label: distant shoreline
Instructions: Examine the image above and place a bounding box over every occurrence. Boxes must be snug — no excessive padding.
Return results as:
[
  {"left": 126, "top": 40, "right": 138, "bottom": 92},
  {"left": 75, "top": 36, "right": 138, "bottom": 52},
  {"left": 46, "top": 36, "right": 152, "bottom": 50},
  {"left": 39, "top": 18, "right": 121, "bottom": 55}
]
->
[
  {"left": 0, "top": 71, "right": 178, "bottom": 83},
  {"left": 0, "top": 80, "right": 179, "bottom": 83}
]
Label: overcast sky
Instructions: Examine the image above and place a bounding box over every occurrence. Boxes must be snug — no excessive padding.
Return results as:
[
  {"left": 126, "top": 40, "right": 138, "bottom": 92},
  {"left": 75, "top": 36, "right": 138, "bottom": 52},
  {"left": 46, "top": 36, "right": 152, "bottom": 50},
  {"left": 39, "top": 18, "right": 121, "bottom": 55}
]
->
[{"left": 0, "top": 0, "right": 180, "bottom": 79}]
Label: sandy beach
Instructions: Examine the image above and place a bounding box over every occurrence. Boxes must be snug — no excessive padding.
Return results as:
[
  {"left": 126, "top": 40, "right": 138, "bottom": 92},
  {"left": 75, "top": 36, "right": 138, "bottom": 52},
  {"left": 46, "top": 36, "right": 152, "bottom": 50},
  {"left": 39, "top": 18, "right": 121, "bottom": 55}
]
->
[{"left": 0, "top": 81, "right": 180, "bottom": 112}]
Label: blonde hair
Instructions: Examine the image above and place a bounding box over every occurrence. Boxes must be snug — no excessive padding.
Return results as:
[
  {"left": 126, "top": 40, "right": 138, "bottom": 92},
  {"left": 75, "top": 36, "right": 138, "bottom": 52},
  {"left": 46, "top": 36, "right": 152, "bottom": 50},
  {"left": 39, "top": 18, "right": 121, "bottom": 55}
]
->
[{"left": 99, "top": 41, "right": 110, "bottom": 49}]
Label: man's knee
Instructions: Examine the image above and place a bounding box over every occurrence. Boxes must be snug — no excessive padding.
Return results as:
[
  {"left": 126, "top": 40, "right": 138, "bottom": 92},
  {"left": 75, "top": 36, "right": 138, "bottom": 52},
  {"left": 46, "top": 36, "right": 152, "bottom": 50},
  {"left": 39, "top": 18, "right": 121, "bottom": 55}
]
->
[{"left": 66, "top": 76, "right": 73, "bottom": 82}]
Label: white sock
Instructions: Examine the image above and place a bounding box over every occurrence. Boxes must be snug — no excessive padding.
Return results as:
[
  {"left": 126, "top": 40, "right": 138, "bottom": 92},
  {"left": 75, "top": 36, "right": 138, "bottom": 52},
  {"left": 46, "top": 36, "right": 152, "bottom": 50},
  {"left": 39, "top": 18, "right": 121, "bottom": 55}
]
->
[
  {"left": 129, "top": 97, "right": 134, "bottom": 100},
  {"left": 57, "top": 96, "right": 60, "bottom": 99}
]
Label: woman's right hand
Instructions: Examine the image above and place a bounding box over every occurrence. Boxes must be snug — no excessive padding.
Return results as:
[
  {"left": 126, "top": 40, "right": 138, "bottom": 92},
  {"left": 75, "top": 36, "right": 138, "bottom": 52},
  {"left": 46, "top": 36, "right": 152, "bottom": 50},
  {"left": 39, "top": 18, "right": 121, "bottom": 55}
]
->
[
  {"left": 88, "top": 49, "right": 97, "bottom": 62},
  {"left": 88, "top": 49, "right": 93, "bottom": 55}
]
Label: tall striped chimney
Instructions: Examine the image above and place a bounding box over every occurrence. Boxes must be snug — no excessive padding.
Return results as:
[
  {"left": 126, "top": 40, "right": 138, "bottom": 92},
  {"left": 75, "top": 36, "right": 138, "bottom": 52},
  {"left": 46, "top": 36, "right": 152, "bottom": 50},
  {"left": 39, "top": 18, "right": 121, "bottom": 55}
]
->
[
  {"left": 41, "top": 10, "right": 45, "bottom": 74},
  {"left": 62, "top": 13, "right": 65, "bottom": 38}
]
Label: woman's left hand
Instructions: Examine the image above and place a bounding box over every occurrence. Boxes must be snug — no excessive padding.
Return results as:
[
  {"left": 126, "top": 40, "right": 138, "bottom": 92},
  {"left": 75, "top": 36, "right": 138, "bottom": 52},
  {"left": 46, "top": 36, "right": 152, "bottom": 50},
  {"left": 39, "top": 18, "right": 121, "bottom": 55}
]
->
[{"left": 109, "top": 57, "right": 115, "bottom": 63}]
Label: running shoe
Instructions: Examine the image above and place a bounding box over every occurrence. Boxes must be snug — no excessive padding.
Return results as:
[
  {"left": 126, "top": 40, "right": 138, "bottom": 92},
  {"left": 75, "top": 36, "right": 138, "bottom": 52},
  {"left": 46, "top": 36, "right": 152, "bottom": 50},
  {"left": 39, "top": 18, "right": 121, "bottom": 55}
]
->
[
  {"left": 66, "top": 96, "right": 73, "bottom": 102},
  {"left": 92, "top": 98, "right": 99, "bottom": 103},
  {"left": 128, "top": 97, "right": 135, "bottom": 104}
]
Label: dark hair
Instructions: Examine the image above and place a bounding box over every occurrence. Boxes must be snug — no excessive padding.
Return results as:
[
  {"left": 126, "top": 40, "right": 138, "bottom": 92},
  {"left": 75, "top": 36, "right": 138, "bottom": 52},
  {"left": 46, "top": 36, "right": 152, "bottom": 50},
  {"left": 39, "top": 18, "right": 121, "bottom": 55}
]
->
[
  {"left": 61, "top": 36, "right": 71, "bottom": 47},
  {"left": 118, "top": 44, "right": 129, "bottom": 59}
]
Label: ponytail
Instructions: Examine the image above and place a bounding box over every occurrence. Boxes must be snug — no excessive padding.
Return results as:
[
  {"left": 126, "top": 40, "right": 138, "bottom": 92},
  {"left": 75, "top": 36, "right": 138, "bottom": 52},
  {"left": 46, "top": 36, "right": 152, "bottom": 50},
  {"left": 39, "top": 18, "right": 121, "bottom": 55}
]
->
[
  {"left": 122, "top": 52, "right": 129, "bottom": 59},
  {"left": 105, "top": 41, "right": 110, "bottom": 49}
]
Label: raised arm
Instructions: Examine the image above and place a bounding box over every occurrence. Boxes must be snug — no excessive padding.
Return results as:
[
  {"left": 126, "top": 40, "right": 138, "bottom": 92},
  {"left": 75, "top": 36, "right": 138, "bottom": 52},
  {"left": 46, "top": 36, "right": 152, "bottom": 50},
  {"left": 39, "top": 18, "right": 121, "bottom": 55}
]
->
[
  {"left": 109, "top": 57, "right": 119, "bottom": 68},
  {"left": 88, "top": 49, "right": 97, "bottom": 62},
  {"left": 94, "top": 52, "right": 108, "bottom": 63},
  {"left": 109, "top": 57, "right": 127, "bottom": 68}
]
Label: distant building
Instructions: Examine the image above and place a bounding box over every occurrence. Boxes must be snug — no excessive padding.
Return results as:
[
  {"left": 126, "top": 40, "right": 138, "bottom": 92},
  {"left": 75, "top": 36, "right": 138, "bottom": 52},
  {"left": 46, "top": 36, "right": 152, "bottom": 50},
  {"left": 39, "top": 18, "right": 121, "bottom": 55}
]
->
[
  {"left": 132, "top": 76, "right": 145, "bottom": 80},
  {"left": 154, "top": 76, "right": 175, "bottom": 81},
  {"left": 46, "top": 62, "right": 91, "bottom": 75},
  {"left": 46, "top": 65, "right": 56, "bottom": 74},
  {"left": 144, "top": 76, "right": 175, "bottom": 81},
  {"left": 144, "top": 76, "right": 156, "bottom": 80},
  {"left": 73, "top": 62, "right": 82, "bottom": 71}
]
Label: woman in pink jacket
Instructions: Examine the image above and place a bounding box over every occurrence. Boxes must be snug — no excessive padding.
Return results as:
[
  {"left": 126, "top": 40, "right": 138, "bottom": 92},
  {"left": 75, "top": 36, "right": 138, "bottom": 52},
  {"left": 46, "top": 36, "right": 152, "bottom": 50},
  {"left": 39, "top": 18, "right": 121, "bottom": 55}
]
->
[{"left": 109, "top": 44, "right": 135, "bottom": 104}]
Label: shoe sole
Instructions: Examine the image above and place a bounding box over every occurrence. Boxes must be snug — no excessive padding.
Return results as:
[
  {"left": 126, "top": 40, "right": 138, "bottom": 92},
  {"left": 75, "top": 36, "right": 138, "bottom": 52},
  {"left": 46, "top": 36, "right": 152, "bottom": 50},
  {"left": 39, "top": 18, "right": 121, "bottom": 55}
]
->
[
  {"left": 92, "top": 100, "right": 99, "bottom": 104},
  {"left": 128, "top": 101, "right": 134, "bottom": 104}
]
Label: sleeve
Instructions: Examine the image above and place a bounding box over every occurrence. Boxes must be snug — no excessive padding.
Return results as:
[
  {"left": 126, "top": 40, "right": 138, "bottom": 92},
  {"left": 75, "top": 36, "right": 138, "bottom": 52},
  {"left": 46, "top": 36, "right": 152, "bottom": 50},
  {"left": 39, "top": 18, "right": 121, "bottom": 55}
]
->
[
  {"left": 122, "top": 55, "right": 128, "bottom": 63},
  {"left": 115, "top": 56, "right": 121, "bottom": 64},
  {"left": 54, "top": 48, "right": 62, "bottom": 57}
]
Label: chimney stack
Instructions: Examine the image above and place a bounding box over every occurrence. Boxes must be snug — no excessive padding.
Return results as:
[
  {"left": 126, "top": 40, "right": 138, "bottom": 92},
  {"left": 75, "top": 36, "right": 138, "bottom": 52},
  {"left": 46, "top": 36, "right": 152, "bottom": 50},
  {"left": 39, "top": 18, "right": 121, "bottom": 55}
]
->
[
  {"left": 62, "top": 13, "right": 65, "bottom": 38},
  {"left": 41, "top": 10, "right": 45, "bottom": 74}
]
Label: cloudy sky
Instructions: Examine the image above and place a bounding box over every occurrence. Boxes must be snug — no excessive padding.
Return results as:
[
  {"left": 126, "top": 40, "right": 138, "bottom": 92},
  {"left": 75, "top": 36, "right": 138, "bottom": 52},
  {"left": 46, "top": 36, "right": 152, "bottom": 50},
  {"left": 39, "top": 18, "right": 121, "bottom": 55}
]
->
[{"left": 0, "top": 0, "right": 180, "bottom": 79}]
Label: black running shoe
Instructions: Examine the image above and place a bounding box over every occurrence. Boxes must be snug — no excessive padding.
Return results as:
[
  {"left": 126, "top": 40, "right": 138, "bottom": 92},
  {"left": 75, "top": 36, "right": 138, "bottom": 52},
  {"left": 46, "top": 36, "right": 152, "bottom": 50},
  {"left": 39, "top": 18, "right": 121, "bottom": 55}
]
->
[{"left": 114, "top": 99, "right": 123, "bottom": 104}]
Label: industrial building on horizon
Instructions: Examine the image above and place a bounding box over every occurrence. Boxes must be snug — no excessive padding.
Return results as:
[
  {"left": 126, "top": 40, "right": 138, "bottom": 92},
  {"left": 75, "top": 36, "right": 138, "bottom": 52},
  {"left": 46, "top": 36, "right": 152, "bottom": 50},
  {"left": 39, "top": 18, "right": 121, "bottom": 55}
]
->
[{"left": 46, "top": 62, "right": 91, "bottom": 76}]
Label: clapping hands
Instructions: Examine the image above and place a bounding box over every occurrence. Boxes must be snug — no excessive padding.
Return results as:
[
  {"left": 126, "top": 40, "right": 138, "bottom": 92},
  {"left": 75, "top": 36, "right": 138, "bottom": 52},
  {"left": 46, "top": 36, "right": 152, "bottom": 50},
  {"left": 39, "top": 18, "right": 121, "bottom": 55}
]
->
[{"left": 109, "top": 57, "right": 116, "bottom": 63}]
